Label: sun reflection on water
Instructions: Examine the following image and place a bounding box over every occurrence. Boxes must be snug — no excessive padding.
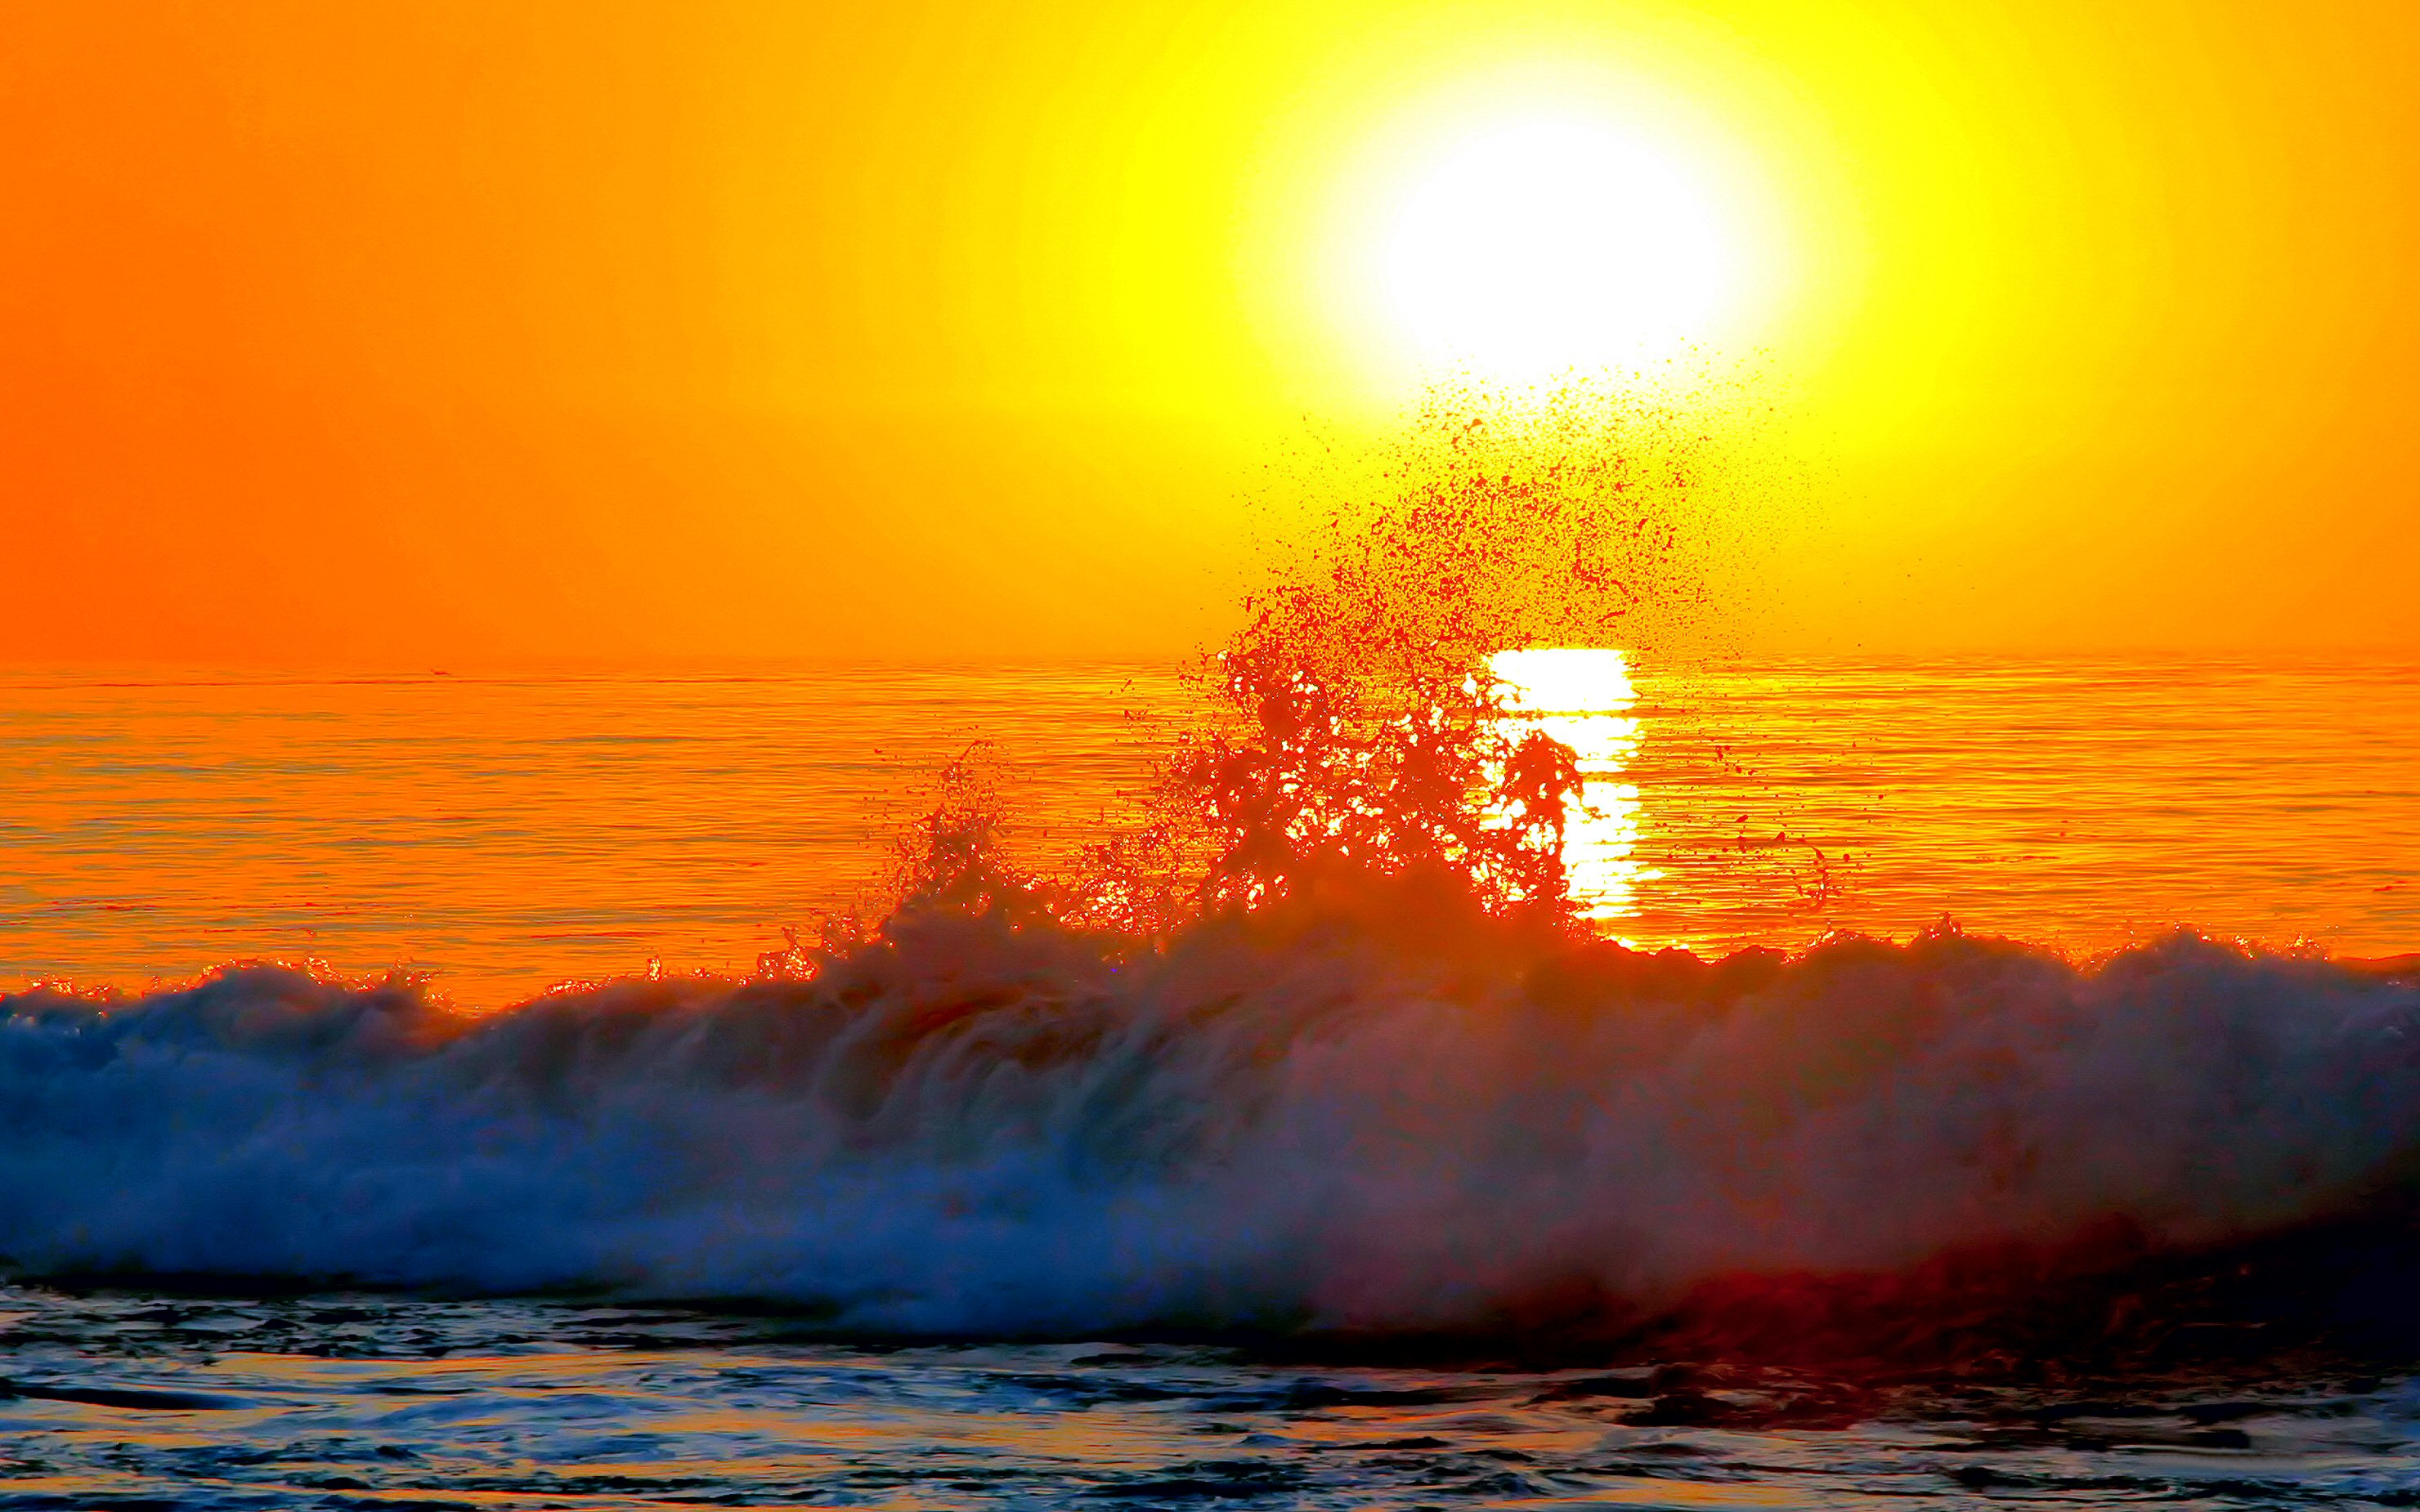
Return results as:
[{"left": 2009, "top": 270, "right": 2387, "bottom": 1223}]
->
[{"left": 1490, "top": 648, "right": 1652, "bottom": 928}]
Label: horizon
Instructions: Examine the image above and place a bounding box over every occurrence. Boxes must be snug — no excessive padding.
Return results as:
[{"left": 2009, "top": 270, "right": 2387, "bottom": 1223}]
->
[{"left": 8, "top": 7, "right": 2420, "bottom": 1500}]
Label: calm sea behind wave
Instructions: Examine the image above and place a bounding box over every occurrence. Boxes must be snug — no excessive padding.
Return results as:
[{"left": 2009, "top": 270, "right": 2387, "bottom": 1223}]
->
[{"left": 3, "top": 655, "right": 2413, "bottom": 1004}]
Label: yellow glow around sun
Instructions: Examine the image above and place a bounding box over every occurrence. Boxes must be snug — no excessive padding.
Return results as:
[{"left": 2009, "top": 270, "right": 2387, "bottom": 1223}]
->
[{"left": 1372, "top": 111, "right": 1744, "bottom": 378}]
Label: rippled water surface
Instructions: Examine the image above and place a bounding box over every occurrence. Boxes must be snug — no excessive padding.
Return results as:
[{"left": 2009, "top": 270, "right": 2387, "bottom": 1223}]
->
[
  {"left": 5, "top": 1288, "right": 2419, "bottom": 1510},
  {"left": 7, "top": 658, "right": 2420, "bottom": 1504},
  {"left": 3, "top": 657, "right": 2414, "bottom": 1004}
]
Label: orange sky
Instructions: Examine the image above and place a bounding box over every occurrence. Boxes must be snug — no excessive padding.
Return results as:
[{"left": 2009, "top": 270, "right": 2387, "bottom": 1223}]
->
[{"left": 6, "top": 0, "right": 2415, "bottom": 664}]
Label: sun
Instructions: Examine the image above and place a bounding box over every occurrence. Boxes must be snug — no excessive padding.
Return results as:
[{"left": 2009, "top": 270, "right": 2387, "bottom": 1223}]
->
[{"left": 1374, "top": 112, "right": 1741, "bottom": 378}]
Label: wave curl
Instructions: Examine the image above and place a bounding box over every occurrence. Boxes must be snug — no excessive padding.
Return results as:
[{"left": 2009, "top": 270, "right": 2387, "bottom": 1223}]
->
[{"left": 8, "top": 899, "right": 2418, "bottom": 1357}]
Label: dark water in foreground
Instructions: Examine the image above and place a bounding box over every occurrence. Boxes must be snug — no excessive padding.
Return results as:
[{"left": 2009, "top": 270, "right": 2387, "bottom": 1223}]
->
[
  {"left": 4, "top": 1288, "right": 2418, "bottom": 1510},
  {"left": 8, "top": 917, "right": 2420, "bottom": 1503}
]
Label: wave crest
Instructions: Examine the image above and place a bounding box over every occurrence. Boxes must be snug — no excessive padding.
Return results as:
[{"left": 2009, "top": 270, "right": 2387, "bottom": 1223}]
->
[{"left": 7, "top": 899, "right": 2418, "bottom": 1350}]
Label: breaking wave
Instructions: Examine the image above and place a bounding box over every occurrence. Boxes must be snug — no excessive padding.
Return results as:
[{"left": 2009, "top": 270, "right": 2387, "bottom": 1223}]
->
[
  {"left": 7, "top": 900, "right": 2419, "bottom": 1357},
  {"left": 9, "top": 382, "right": 2414, "bottom": 1364}
]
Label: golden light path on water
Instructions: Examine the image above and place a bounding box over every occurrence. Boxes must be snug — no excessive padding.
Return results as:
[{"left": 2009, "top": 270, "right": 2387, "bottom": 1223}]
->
[{"left": 1488, "top": 647, "right": 1653, "bottom": 929}]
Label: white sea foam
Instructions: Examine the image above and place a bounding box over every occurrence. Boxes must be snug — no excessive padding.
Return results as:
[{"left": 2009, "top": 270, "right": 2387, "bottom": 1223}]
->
[{"left": 4, "top": 908, "right": 2416, "bottom": 1334}]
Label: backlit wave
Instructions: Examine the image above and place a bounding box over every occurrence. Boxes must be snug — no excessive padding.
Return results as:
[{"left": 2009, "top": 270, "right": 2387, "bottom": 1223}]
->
[
  {"left": 9, "top": 385, "right": 2409, "bottom": 1363},
  {"left": 6, "top": 905, "right": 2417, "bottom": 1357}
]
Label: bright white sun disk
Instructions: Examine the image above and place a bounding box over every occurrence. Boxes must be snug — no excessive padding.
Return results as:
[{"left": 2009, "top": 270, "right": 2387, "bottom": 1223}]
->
[{"left": 1379, "top": 116, "right": 1738, "bottom": 375}]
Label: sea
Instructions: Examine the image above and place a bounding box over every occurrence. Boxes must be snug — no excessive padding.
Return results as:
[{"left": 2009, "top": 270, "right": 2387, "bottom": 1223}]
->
[
  {"left": 7, "top": 656, "right": 2414, "bottom": 1001},
  {"left": 4, "top": 655, "right": 2420, "bottom": 1508}
]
